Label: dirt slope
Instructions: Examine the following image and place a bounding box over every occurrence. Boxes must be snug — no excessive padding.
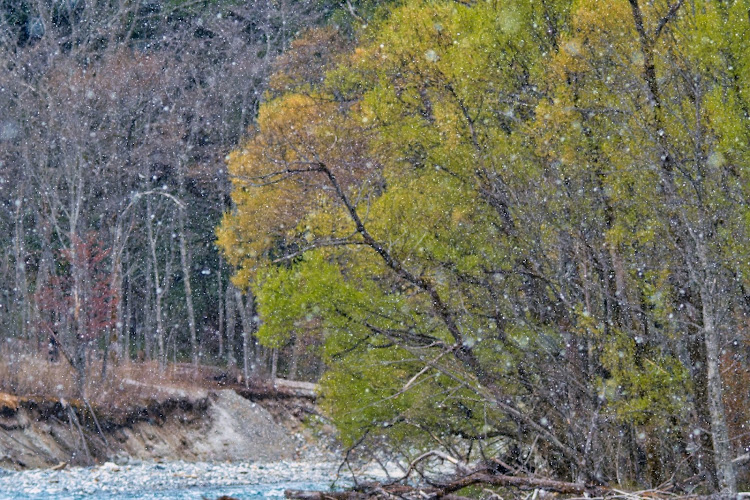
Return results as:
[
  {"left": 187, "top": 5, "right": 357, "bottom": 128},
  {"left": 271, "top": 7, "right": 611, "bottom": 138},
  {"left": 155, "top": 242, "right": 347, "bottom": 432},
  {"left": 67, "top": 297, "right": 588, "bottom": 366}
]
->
[{"left": 0, "top": 389, "right": 302, "bottom": 469}]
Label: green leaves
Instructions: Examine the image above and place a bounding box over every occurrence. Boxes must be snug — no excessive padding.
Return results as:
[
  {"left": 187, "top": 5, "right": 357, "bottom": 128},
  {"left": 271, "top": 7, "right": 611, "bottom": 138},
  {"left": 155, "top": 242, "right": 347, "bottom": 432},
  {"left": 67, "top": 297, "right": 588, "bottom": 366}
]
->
[{"left": 219, "top": 0, "right": 750, "bottom": 487}]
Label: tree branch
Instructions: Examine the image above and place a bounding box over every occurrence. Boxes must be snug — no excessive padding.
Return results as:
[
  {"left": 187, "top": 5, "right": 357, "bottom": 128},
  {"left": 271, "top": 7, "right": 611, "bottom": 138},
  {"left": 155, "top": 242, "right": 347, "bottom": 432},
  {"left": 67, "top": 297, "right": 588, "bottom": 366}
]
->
[
  {"left": 654, "top": 0, "right": 683, "bottom": 41},
  {"left": 270, "top": 237, "right": 367, "bottom": 263},
  {"left": 316, "top": 163, "right": 473, "bottom": 359}
]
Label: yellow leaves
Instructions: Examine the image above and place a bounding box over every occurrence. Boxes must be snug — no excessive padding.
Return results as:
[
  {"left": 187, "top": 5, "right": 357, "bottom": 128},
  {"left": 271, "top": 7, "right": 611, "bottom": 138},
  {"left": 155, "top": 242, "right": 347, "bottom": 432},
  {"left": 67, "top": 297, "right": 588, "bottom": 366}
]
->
[
  {"left": 218, "top": 94, "right": 331, "bottom": 279},
  {"left": 450, "top": 207, "right": 469, "bottom": 227},
  {"left": 551, "top": 0, "right": 642, "bottom": 97},
  {"left": 268, "top": 28, "right": 346, "bottom": 96},
  {"left": 218, "top": 56, "right": 383, "bottom": 282},
  {"left": 532, "top": 100, "right": 577, "bottom": 164},
  {"left": 212, "top": 1, "right": 750, "bottom": 477},
  {"left": 498, "top": 5, "right": 522, "bottom": 35},
  {"left": 256, "top": 94, "right": 330, "bottom": 157},
  {"left": 302, "top": 196, "right": 353, "bottom": 241}
]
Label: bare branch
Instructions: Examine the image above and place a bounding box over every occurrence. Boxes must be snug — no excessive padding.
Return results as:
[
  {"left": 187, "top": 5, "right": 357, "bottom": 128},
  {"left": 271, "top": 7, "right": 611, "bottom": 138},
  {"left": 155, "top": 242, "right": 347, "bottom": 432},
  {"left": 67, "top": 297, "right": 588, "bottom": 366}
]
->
[
  {"left": 270, "top": 237, "right": 367, "bottom": 263},
  {"left": 654, "top": 0, "right": 683, "bottom": 41}
]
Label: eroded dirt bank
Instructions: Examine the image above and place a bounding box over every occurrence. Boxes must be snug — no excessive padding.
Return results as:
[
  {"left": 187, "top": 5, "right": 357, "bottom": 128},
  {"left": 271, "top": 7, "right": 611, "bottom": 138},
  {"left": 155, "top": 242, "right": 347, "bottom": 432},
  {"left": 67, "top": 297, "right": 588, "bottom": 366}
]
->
[{"left": 0, "top": 386, "right": 324, "bottom": 470}]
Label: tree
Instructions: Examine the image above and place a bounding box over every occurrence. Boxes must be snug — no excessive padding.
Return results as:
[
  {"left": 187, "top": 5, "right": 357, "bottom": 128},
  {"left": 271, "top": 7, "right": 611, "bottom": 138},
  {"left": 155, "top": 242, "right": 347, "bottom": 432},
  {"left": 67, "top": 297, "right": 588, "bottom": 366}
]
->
[
  {"left": 219, "top": 0, "right": 750, "bottom": 492},
  {"left": 36, "top": 233, "right": 118, "bottom": 397},
  {"left": 0, "top": 0, "right": 329, "bottom": 372},
  {"left": 538, "top": 0, "right": 750, "bottom": 491}
]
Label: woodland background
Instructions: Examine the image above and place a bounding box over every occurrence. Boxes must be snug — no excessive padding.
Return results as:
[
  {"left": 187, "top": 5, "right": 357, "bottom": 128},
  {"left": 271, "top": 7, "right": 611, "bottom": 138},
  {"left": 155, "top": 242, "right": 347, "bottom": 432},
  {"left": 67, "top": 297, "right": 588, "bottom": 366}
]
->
[{"left": 1, "top": 0, "right": 750, "bottom": 496}]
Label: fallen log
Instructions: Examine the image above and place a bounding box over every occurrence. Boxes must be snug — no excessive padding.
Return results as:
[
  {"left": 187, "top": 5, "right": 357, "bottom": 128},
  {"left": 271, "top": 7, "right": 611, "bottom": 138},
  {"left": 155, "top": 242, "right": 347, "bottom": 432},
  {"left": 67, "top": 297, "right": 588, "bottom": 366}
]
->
[
  {"left": 284, "top": 492, "right": 357, "bottom": 499},
  {"left": 285, "top": 492, "right": 475, "bottom": 500},
  {"left": 438, "top": 472, "right": 609, "bottom": 496},
  {"left": 285, "top": 473, "right": 609, "bottom": 499}
]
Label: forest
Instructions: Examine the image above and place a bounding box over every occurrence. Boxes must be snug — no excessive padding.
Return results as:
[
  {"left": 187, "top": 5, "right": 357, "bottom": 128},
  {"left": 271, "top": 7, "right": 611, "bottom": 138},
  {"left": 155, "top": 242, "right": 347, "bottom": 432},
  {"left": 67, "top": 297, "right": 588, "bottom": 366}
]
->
[
  {"left": 0, "top": 0, "right": 337, "bottom": 389},
  {"left": 2, "top": 0, "right": 750, "bottom": 497}
]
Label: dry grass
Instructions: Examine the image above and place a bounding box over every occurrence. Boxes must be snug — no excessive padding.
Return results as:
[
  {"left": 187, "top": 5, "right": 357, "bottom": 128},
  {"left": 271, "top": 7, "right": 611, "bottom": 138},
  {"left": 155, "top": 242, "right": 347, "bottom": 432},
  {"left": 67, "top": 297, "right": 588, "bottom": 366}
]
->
[{"left": 0, "top": 347, "right": 215, "bottom": 413}]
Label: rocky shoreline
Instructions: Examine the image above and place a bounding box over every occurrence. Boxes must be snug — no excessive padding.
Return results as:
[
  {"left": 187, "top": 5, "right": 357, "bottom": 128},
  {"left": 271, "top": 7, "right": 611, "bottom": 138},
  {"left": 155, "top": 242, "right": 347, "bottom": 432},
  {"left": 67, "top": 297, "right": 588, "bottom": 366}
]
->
[{"left": 0, "top": 459, "right": 344, "bottom": 499}]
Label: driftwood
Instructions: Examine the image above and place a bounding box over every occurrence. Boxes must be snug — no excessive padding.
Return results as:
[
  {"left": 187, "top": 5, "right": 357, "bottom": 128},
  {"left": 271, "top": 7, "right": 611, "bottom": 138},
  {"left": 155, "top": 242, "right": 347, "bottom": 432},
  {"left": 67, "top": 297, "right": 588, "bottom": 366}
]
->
[
  {"left": 285, "top": 473, "right": 610, "bottom": 499},
  {"left": 440, "top": 472, "right": 608, "bottom": 495}
]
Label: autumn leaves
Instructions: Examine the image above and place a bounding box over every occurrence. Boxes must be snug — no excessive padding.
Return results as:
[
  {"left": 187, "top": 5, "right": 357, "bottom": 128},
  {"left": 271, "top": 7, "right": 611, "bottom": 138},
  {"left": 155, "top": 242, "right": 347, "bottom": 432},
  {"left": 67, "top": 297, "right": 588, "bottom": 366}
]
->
[{"left": 219, "top": 0, "right": 750, "bottom": 492}]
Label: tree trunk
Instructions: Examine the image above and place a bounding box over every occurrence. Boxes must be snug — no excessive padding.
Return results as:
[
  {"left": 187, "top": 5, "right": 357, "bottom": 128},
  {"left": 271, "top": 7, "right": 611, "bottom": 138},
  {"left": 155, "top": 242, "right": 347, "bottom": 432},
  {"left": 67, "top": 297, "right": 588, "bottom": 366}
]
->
[
  {"left": 225, "top": 283, "right": 236, "bottom": 368},
  {"left": 178, "top": 211, "right": 198, "bottom": 366},
  {"left": 144, "top": 256, "right": 153, "bottom": 361},
  {"left": 123, "top": 271, "right": 132, "bottom": 363},
  {"left": 34, "top": 224, "right": 53, "bottom": 353},
  {"left": 701, "top": 288, "right": 736, "bottom": 494},
  {"left": 146, "top": 200, "right": 168, "bottom": 370},
  {"left": 686, "top": 325, "right": 718, "bottom": 488},
  {"left": 271, "top": 347, "right": 278, "bottom": 384},
  {"left": 13, "top": 195, "right": 29, "bottom": 341},
  {"left": 155, "top": 278, "right": 165, "bottom": 367},
  {"left": 289, "top": 333, "right": 305, "bottom": 381},
  {"left": 71, "top": 234, "right": 87, "bottom": 398},
  {"left": 689, "top": 235, "right": 737, "bottom": 495},
  {"left": 217, "top": 261, "right": 224, "bottom": 359},
  {"left": 103, "top": 226, "right": 123, "bottom": 379},
  {"left": 234, "top": 287, "right": 253, "bottom": 387}
]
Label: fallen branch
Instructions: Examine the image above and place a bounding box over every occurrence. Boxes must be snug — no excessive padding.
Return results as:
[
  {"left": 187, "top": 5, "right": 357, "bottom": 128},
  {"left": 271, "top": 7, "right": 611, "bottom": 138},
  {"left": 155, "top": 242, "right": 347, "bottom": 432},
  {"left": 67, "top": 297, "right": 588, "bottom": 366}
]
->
[
  {"left": 397, "top": 449, "right": 470, "bottom": 482},
  {"left": 67, "top": 404, "right": 93, "bottom": 465},
  {"left": 438, "top": 472, "right": 609, "bottom": 496},
  {"left": 285, "top": 491, "right": 355, "bottom": 499},
  {"left": 286, "top": 472, "right": 610, "bottom": 499},
  {"left": 84, "top": 398, "right": 110, "bottom": 449}
]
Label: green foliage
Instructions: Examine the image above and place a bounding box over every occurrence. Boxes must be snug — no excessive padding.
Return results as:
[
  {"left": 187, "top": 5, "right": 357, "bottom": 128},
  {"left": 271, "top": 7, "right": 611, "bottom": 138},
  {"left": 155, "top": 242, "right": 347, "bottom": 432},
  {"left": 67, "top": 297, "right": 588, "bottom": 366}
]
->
[
  {"left": 219, "top": 0, "right": 750, "bottom": 488},
  {"left": 600, "top": 329, "right": 690, "bottom": 426}
]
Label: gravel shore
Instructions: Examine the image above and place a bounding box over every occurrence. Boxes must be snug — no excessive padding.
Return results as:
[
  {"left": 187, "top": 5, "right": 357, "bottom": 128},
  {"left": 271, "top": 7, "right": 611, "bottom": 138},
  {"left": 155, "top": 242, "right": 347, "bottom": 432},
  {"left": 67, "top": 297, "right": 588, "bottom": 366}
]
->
[{"left": 0, "top": 459, "right": 345, "bottom": 499}]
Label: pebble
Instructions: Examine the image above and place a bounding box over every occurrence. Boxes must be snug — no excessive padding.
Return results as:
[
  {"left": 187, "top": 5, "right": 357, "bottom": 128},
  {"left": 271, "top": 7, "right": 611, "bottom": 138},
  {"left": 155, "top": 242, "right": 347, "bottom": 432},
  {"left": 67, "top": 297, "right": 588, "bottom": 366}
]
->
[{"left": 0, "top": 460, "right": 345, "bottom": 499}]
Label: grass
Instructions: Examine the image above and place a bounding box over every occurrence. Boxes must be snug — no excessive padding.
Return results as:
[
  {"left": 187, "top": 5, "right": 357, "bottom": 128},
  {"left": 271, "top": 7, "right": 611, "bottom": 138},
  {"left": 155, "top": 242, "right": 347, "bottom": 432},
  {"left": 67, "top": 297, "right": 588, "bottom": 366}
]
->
[{"left": 0, "top": 347, "right": 220, "bottom": 414}]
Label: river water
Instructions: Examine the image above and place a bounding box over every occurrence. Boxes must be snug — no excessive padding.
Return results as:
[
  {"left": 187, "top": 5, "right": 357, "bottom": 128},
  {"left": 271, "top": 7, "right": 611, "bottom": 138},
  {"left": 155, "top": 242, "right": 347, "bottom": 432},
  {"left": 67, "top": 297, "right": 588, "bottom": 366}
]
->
[{"left": 0, "top": 460, "right": 345, "bottom": 499}]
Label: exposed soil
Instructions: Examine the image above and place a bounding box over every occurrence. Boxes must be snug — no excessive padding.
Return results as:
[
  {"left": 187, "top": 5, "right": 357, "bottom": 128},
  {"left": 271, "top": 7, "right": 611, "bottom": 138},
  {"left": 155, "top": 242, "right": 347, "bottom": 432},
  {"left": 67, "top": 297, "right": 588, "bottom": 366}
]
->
[{"left": 0, "top": 380, "right": 332, "bottom": 470}]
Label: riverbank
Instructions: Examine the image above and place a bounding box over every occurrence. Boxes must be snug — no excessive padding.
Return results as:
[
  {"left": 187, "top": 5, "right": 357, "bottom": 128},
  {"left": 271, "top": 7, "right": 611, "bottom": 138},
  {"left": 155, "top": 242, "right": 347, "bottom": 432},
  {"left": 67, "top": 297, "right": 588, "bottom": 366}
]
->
[{"left": 0, "top": 377, "right": 335, "bottom": 470}]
